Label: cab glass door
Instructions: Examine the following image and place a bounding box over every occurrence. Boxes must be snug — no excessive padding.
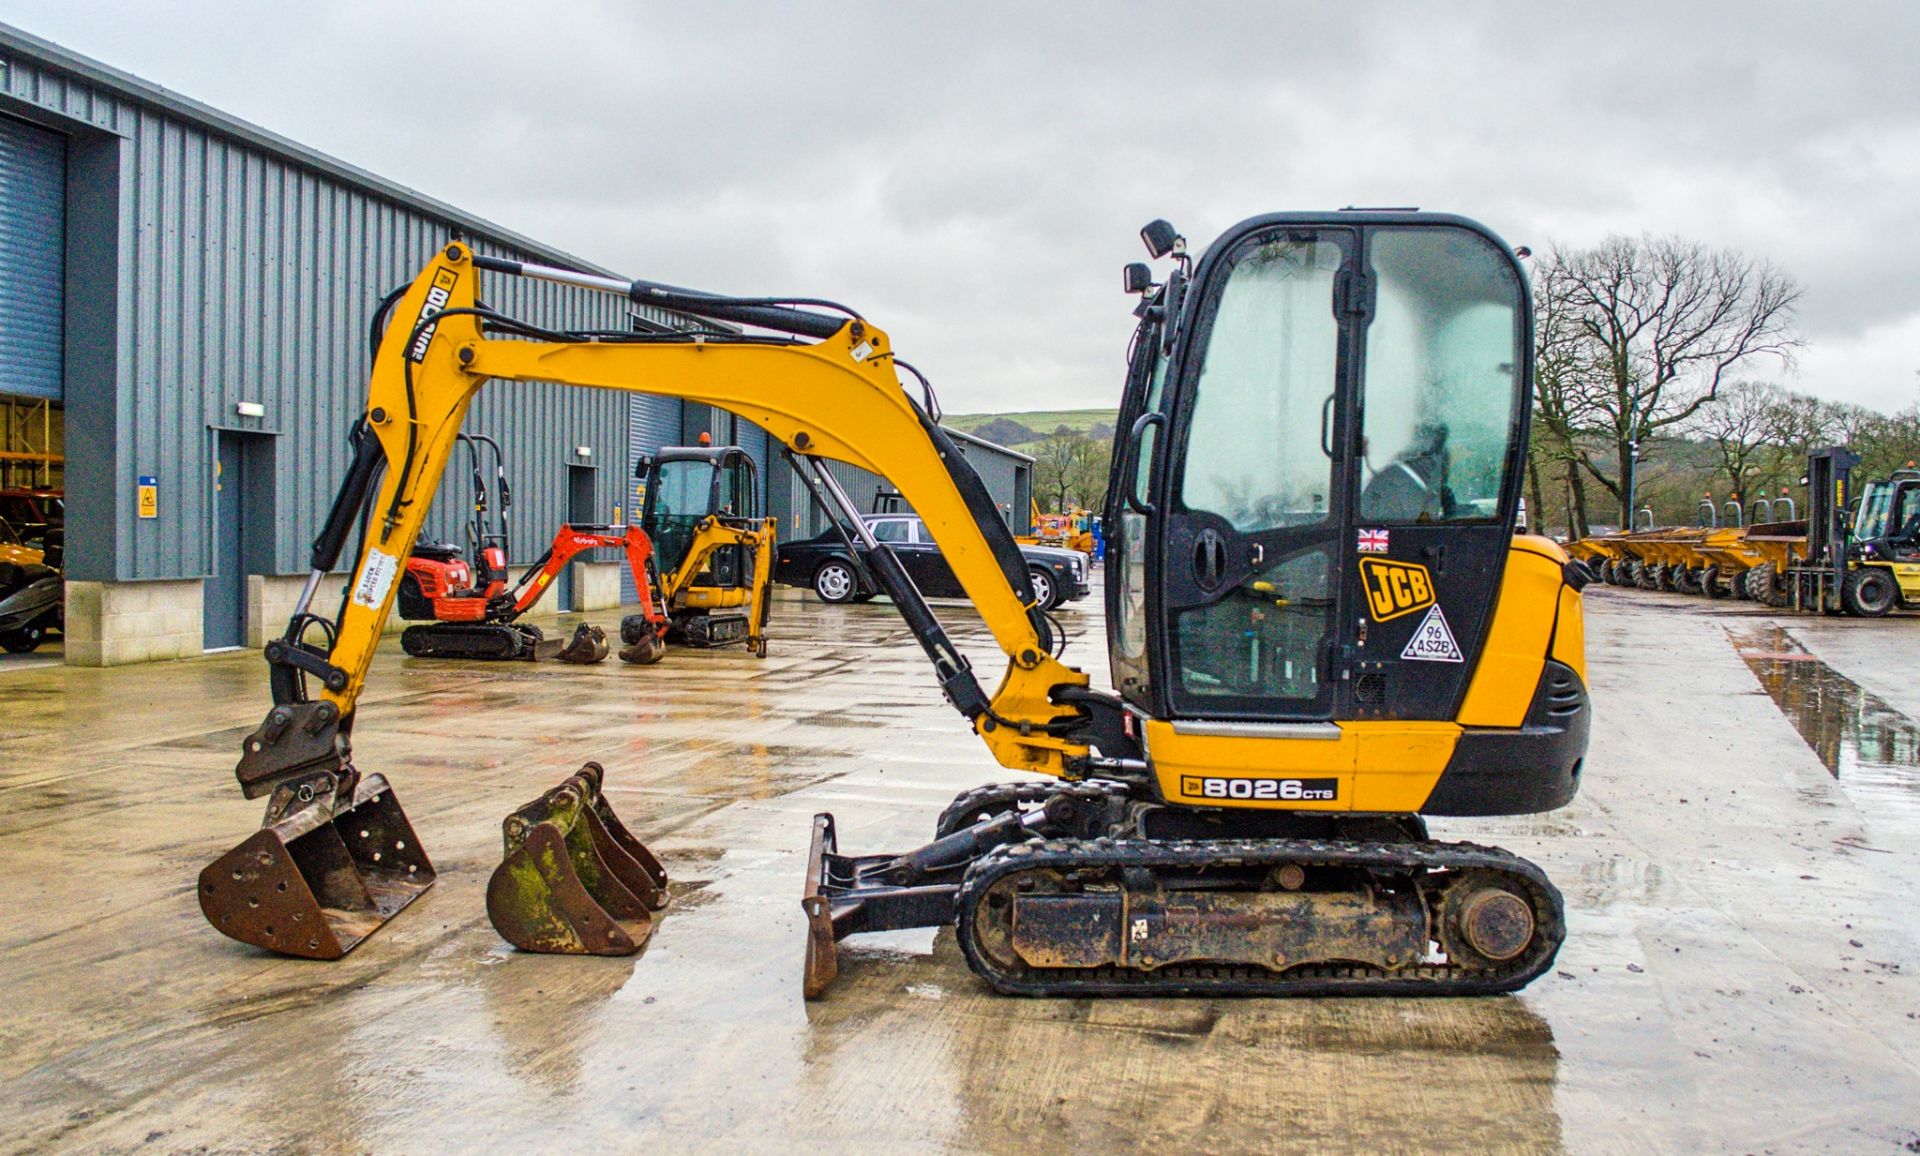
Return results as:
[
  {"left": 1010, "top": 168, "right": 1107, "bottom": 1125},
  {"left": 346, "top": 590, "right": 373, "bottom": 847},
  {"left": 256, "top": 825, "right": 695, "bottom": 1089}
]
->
[
  {"left": 1348, "top": 226, "right": 1526, "bottom": 718},
  {"left": 1160, "top": 231, "right": 1353, "bottom": 719}
]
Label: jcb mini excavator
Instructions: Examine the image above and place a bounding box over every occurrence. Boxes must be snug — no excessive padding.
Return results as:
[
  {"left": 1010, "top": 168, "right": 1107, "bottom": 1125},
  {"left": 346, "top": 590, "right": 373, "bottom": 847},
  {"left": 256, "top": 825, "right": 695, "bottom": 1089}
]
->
[
  {"left": 201, "top": 210, "right": 1590, "bottom": 1000},
  {"left": 618, "top": 442, "right": 775, "bottom": 660}
]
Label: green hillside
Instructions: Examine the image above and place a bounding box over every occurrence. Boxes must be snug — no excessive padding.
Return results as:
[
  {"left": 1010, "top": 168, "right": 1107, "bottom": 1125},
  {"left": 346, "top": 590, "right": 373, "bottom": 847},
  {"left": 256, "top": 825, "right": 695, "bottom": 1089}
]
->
[{"left": 944, "top": 408, "right": 1117, "bottom": 448}]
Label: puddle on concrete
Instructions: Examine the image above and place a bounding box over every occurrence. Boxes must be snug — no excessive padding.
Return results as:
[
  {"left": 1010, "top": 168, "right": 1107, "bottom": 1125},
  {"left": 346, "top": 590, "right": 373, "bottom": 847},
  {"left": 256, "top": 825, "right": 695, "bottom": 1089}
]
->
[{"left": 1727, "top": 624, "right": 1920, "bottom": 821}]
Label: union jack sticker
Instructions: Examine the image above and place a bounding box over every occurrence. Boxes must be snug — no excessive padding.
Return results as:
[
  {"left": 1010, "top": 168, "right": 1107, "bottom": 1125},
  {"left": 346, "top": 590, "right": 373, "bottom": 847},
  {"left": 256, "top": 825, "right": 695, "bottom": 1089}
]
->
[{"left": 1357, "top": 528, "right": 1389, "bottom": 553}]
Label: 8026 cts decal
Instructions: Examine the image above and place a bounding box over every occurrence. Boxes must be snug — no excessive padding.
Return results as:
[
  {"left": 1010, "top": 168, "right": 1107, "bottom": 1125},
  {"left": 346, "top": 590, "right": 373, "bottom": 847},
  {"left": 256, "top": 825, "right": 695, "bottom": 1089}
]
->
[{"left": 1181, "top": 775, "right": 1339, "bottom": 801}]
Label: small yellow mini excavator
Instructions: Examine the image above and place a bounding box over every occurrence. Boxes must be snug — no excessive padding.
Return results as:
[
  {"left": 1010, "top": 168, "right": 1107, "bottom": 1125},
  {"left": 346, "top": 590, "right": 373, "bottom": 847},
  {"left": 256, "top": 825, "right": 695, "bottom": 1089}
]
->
[
  {"left": 617, "top": 442, "right": 775, "bottom": 662},
  {"left": 200, "top": 211, "right": 1590, "bottom": 998}
]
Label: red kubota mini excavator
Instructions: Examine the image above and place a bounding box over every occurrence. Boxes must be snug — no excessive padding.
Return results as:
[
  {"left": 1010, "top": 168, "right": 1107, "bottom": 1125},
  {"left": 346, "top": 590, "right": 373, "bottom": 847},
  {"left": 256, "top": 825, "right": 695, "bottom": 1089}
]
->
[{"left": 396, "top": 433, "right": 635, "bottom": 662}]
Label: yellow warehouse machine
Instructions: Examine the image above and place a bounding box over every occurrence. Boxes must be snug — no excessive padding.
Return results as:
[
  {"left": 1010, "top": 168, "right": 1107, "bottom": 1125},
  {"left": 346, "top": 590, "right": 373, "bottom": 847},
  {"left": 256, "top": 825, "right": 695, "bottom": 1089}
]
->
[{"left": 199, "top": 211, "right": 1590, "bottom": 999}]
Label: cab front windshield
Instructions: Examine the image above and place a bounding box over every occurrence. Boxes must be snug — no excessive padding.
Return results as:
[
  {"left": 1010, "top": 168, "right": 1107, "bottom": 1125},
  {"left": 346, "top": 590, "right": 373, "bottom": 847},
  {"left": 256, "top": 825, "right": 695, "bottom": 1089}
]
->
[
  {"left": 1855, "top": 481, "right": 1920, "bottom": 544},
  {"left": 649, "top": 459, "right": 719, "bottom": 572},
  {"left": 1855, "top": 483, "right": 1892, "bottom": 541}
]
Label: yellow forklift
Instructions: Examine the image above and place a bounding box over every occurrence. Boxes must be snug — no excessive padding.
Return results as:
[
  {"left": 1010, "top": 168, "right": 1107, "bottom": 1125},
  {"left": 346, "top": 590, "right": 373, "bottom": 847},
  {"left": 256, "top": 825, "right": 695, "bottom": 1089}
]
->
[{"left": 1801, "top": 449, "right": 1920, "bottom": 616}]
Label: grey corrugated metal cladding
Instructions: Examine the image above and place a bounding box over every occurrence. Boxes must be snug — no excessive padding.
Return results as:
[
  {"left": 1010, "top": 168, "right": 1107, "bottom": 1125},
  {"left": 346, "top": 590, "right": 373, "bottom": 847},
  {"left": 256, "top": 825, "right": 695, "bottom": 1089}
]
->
[{"left": 1, "top": 26, "right": 653, "bottom": 581}]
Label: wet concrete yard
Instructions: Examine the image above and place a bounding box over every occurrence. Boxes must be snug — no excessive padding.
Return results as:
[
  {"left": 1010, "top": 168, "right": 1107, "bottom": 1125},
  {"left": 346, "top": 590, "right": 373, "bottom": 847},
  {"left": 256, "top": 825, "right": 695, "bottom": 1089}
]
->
[{"left": 2, "top": 585, "right": 1918, "bottom": 1153}]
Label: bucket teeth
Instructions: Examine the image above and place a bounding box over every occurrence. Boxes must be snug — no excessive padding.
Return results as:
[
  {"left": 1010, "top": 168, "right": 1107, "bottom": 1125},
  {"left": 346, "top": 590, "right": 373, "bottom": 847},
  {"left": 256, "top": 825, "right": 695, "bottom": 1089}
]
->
[
  {"left": 486, "top": 762, "right": 669, "bottom": 955},
  {"left": 199, "top": 772, "right": 435, "bottom": 959}
]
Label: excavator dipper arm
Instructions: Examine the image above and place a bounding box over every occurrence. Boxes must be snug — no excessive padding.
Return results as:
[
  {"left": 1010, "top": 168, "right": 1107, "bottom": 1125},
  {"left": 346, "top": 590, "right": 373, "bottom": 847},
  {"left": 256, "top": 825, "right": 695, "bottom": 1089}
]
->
[{"left": 504, "top": 525, "right": 657, "bottom": 620}]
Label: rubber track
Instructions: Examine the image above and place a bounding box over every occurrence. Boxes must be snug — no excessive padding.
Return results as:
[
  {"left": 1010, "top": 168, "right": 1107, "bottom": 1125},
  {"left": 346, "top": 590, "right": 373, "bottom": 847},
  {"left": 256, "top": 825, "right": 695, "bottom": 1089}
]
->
[
  {"left": 954, "top": 836, "right": 1565, "bottom": 997},
  {"left": 400, "top": 623, "right": 535, "bottom": 659}
]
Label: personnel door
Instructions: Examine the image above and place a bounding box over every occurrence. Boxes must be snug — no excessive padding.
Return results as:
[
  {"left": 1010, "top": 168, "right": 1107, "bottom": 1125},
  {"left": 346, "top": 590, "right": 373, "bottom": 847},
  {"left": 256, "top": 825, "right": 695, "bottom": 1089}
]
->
[
  {"left": 708, "top": 451, "right": 758, "bottom": 587},
  {"left": 1147, "top": 219, "right": 1529, "bottom": 723}
]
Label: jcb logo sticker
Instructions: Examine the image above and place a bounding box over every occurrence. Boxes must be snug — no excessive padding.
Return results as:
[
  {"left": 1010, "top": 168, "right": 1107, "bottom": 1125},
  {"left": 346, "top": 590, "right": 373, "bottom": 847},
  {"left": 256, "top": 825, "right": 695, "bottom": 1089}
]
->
[
  {"left": 407, "top": 268, "right": 461, "bottom": 363},
  {"left": 1358, "top": 557, "right": 1434, "bottom": 621}
]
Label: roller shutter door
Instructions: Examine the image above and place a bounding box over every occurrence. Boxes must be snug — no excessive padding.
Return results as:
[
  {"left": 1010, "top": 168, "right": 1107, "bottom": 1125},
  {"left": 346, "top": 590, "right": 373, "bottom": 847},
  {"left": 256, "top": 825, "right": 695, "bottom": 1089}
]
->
[
  {"left": 624, "top": 395, "right": 683, "bottom": 602},
  {"left": 0, "top": 116, "right": 65, "bottom": 402}
]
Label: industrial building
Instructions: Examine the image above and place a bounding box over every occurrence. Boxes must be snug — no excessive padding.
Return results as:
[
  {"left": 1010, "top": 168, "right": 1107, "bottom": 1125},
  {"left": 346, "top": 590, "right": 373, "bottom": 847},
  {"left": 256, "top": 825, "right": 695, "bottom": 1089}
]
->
[
  {"left": 786, "top": 428, "right": 1035, "bottom": 538},
  {"left": 0, "top": 24, "right": 1030, "bottom": 665}
]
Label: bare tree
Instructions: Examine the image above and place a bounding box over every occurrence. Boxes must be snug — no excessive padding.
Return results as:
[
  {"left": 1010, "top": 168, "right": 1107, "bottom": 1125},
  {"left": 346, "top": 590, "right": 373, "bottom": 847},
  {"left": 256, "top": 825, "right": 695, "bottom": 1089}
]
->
[
  {"left": 1530, "top": 261, "right": 1610, "bottom": 536},
  {"left": 1535, "top": 236, "right": 1804, "bottom": 523},
  {"left": 1684, "top": 380, "right": 1782, "bottom": 504},
  {"left": 1031, "top": 430, "right": 1107, "bottom": 513}
]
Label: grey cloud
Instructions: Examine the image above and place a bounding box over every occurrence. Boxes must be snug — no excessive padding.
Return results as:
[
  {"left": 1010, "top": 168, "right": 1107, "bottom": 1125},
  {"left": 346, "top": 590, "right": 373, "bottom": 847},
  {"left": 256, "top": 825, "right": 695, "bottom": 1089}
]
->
[{"left": 6, "top": 0, "right": 1916, "bottom": 411}]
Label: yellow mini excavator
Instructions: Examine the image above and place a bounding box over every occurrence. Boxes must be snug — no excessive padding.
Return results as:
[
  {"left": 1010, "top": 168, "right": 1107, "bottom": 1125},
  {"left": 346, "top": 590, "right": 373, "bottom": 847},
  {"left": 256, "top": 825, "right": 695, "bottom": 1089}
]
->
[
  {"left": 617, "top": 442, "right": 775, "bottom": 662},
  {"left": 200, "top": 211, "right": 1590, "bottom": 998}
]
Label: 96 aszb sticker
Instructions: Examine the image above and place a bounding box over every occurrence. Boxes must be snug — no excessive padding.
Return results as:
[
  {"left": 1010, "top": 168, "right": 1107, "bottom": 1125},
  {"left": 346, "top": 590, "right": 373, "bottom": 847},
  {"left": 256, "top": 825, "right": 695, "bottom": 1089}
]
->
[{"left": 1181, "top": 775, "right": 1338, "bottom": 801}]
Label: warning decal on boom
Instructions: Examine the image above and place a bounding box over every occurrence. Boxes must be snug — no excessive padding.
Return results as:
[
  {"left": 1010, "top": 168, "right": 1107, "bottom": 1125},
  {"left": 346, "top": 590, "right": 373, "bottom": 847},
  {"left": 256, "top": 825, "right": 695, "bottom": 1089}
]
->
[{"left": 1400, "top": 604, "right": 1463, "bottom": 662}]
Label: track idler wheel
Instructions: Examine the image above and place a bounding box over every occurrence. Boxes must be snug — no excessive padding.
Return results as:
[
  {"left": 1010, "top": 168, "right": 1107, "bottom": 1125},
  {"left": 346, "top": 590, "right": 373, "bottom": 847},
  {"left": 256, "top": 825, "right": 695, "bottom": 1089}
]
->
[{"left": 1439, "top": 873, "right": 1536, "bottom": 965}]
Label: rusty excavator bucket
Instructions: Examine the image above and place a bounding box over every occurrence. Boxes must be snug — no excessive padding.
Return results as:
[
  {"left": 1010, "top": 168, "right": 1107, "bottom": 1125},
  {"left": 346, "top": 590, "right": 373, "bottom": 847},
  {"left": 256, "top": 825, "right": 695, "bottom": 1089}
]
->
[
  {"left": 486, "top": 762, "right": 670, "bottom": 954},
  {"left": 200, "top": 704, "right": 436, "bottom": 959}
]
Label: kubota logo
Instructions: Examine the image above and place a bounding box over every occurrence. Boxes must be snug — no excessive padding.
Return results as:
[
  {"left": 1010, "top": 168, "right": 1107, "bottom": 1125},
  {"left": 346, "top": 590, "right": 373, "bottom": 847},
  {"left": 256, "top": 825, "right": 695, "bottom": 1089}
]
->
[{"left": 1358, "top": 557, "right": 1434, "bottom": 621}]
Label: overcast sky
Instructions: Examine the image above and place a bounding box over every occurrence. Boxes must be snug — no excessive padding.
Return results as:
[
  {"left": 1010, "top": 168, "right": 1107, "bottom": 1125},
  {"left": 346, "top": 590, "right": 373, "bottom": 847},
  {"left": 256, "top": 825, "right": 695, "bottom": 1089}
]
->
[{"left": 6, "top": 1, "right": 1918, "bottom": 415}]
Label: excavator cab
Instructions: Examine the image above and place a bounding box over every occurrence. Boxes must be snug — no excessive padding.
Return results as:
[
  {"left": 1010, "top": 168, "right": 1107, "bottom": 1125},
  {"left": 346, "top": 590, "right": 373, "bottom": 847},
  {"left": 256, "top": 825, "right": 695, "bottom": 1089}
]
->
[
  {"left": 640, "top": 445, "right": 759, "bottom": 579},
  {"left": 622, "top": 445, "right": 774, "bottom": 652},
  {"left": 1108, "top": 215, "right": 1531, "bottom": 730}
]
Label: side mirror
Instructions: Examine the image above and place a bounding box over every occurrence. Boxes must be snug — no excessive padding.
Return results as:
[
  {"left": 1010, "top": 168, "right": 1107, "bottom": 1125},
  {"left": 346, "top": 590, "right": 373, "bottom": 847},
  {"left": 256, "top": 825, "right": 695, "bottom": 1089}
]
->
[
  {"left": 634, "top": 454, "right": 653, "bottom": 480},
  {"left": 1140, "top": 219, "right": 1180, "bottom": 260},
  {"left": 1122, "top": 262, "right": 1153, "bottom": 294}
]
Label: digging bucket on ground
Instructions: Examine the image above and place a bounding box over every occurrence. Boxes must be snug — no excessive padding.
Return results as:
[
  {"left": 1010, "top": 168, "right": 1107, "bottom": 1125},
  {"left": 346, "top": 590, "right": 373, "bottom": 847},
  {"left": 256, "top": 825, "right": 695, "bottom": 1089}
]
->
[
  {"left": 199, "top": 770, "right": 435, "bottom": 959},
  {"left": 486, "top": 762, "right": 669, "bottom": 954}
]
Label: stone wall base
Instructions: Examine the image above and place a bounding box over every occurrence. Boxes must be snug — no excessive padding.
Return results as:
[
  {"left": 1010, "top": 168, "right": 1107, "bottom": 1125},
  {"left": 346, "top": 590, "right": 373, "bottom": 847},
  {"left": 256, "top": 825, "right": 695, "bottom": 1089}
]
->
[
  {"left": 247, "top": 574, "right": 316, "bottom": 647},
  {"left": 572, "top": 561, "right": 622, "bottom": 612},
  {"left": 61, "top": 562, "right": 632, "bottom": 666},
  {"left": 64, "top": 579, "right": 205, "bottom": 666}
]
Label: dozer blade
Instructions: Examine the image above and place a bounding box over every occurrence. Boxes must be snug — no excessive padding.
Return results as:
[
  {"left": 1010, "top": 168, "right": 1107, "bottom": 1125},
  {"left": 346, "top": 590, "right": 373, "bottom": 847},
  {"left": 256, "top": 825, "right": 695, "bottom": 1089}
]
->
[
  {"left": 486, "top": 762, "right": 669, "bottom": 955},
  {"left": 801, "top": 813, "right": 842, "bottom": 998},
  {"left": 555, "top": 623, "right": 610, "bottom": 664},
  {"left": 199, "top": 773, "right": 435, "bottom": 959},
  {"left": 801, "top": 811, "right": 970, "bottom": 999}
]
